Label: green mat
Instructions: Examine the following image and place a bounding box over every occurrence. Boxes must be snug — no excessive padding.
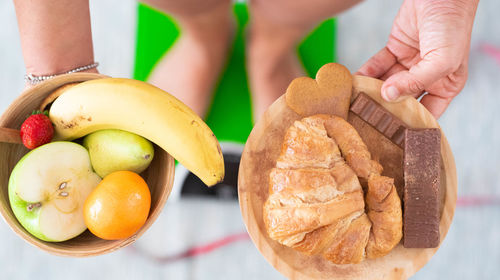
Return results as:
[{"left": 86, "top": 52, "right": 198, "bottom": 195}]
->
[{"left": 134, "top": 2, "right": 336, "bottom": 144}]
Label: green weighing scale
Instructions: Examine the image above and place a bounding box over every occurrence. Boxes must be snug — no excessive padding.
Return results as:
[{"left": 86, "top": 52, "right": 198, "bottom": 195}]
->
[{"left": 133, "top": 2, "right": 336, "bottom": 199}]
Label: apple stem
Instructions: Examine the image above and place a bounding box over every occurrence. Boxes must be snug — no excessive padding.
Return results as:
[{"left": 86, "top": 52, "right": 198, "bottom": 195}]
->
[{"left": 26, "top": 202, "right": 41, "bottom": 212}]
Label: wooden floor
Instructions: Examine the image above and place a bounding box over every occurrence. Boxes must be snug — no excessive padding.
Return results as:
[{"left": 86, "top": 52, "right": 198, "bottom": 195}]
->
[{"left": 0, "top": 0, "right": 499, "bottom": 279}]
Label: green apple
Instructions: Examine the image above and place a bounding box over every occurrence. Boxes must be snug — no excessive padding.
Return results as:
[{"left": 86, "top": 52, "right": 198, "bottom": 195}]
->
[
  {"left": 83, "top": 129, "right": 154, "bottom": 178},
  {"left": 8, "top": 141, "right": 101, "bottom": 242}
]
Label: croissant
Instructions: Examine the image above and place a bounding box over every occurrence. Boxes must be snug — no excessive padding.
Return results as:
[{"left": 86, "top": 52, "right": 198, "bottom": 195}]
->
[{"left": 263, "top": 114, "right": 402, "bottom": 264}]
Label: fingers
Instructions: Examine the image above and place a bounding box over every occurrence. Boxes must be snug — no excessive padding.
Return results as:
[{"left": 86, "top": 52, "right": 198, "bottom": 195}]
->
[
  {"left": 379, "top": 63, "right": 406, "bottom": 81},
  {"left": 380, "top": 52, "right": 454, "bottom": 102},
  {"left": 420, "top": 94, "right": 452, "bottom": 119},
  {"left": 421, "top": 66, "right": 467, "bottom": 119},
  {"left": 358, "top": 45, "right": 465, "bottom": 119},
  {"left": 356, "top": 47, "right": 397, "bottom": 78}
]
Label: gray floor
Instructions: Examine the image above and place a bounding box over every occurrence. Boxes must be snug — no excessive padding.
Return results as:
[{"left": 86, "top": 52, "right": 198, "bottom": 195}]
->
[{"left": 0, "top": 0, "right": 499, "bottom": 279}]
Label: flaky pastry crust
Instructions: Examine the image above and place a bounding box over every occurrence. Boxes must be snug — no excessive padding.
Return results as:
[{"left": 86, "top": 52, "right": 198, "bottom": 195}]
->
[{"left": 263, "top": 115, "right": 402, "bottom": 264}]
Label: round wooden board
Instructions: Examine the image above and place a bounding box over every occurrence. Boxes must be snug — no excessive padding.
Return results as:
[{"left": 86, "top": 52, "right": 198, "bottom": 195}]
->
[
  {"left": 0, "top": 73, "right": 175, "bottom": 257},
  {"left": 238, "top": 75, "right": 457, "bottom": 279}
]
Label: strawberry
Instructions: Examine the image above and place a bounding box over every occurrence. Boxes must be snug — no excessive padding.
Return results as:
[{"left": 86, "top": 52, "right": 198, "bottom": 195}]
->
[{"left": 20, "top": 111, "right": 54, "bottom": 149}]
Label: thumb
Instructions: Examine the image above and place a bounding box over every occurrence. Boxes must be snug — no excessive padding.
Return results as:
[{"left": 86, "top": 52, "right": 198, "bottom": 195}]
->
[{"left": 380, "top": 53, "right": 453, "bottom": 102}]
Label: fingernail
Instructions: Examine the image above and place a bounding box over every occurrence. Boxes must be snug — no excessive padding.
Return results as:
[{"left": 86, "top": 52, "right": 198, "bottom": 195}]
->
[{"left": 384, "top": 86, "right": 399, "bottom": 101}]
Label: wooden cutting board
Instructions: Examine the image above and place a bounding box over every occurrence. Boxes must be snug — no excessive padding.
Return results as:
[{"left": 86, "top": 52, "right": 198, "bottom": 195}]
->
[{"left": 238, "top": 74, "right": 457, "bottom": 280}]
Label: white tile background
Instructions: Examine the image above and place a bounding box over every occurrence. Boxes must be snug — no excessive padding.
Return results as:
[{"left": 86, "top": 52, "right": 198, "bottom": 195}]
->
[{"left": 0, "top": 0, "right": 499, "bottom": 279}]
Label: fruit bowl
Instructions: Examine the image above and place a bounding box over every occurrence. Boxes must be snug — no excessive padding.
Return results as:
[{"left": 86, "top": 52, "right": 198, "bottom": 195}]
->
[{"left": 0, "top": 73, "right": 175, "bottom": 257}]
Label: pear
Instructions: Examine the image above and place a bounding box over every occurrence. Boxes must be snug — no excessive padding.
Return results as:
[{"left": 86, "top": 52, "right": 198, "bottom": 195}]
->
[{"left": 83, "top": 129, "right": 154, "bottom": 178}]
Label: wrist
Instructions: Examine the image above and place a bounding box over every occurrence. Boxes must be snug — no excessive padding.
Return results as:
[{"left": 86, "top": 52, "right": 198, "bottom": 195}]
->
[
  {"left": 24, "top": 62, "right": 100, "bottom": 86},
  {"left": 81, "top": 67, "right": 99, "bottom": 74},
  {"left": 25, "top": 59, "right": 97, "bottom": 77}
]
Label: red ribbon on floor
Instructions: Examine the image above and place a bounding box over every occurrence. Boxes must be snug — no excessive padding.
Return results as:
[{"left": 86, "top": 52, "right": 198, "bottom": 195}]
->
[
  {"left": 479, "top": 42, "right": 500, "bottom": 66},
  {"left": 129, "top": 231, "right": 250, "bottom": 263},
  {"left": 130, "top": 195, "right": 500, "bottom": 264},
  {"left": 456, "top": 195, "right": 500, "bottom": 207}
]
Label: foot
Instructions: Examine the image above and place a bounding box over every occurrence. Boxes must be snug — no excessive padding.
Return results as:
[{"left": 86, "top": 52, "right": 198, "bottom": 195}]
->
[
  {"left": 246, "top": 17, "right": 306, "bottom": 121},
  {"left": 148, "top": 3, "right": 234, "bottom": 117}
]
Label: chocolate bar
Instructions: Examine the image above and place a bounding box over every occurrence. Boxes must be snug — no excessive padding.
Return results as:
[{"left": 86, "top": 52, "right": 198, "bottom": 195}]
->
[
  {"left": 350, "top": 93, "right": 407, "bottom": 147},
  {"left": 403, "top": 128, "right": 441, "bottom": 248}
]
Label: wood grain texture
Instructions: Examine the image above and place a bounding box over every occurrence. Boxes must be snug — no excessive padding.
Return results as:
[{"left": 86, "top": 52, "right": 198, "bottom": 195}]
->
[
  {"left": 0, "top": 73, "right": 175, "bottom": 257},
  {"left": 0, "top": 127, "right": 21, "bottom": 144},
  {"left": 238, "top": 75, "right": 457, "bottom": 280}
]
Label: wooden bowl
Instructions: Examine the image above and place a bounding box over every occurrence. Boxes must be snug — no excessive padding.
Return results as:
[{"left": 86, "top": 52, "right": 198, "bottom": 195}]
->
[
  {"left": 0, "top": 73, "right": 175, "bottom": 257},
  {"left": 238, "top": 75, "right": 457, "bottom": 279}
]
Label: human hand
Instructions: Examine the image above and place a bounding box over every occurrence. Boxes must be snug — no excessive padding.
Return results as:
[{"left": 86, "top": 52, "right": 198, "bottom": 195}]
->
[{"left": 357, "top": 0, "right": 479, "bottom": 118}]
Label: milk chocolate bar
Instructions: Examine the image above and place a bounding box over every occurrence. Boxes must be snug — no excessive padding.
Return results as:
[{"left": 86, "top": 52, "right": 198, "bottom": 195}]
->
[
  {"left": 403, "top": 128, "right": 441, "bottom": 248},
  {"left": 350, "top": 93, "right": 407, "bottom": 147}
]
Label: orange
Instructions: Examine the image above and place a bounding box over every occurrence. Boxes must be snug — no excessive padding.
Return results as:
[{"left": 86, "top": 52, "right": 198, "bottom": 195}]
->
[{"left": 83, "top": 170, "right": 151, "bottom": 240}]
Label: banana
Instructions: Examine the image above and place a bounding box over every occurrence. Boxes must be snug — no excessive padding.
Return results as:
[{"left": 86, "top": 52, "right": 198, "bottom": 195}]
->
[{"left": 49, "top": 78, "right": 224, "bottom": 186}]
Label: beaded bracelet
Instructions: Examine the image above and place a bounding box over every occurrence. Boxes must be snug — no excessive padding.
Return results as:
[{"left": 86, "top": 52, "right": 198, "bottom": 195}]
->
[{"left": 24, "top": 62, "right": 99, "bottom": 85}]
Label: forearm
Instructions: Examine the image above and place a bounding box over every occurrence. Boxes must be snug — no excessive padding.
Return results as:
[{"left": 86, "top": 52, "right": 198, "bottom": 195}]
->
[{"left": 14, "top": 0, "right": 96, "bottom": 75}]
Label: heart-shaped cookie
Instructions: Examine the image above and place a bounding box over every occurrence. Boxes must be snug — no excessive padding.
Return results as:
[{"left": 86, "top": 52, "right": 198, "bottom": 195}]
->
[{"left": 285, "top": 63, "right": 353, "bottom": 119}]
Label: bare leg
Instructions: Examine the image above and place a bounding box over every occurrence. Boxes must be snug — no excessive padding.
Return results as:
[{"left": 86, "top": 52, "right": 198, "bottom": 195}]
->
[
  {"left": 143, "top": 0, "right": 234, "bottom": 117},
  {"left": 247, "top": 0, "right": 362, "bottom": 120}
]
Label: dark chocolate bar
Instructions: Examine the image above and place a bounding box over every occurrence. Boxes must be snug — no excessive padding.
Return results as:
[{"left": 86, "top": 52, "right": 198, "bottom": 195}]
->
[
  {"left": 403, "top": 128, "right": 441, "bottom": 248},
  {"left": 350, "top": 93, "right": 407, "bottom": 147}
]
